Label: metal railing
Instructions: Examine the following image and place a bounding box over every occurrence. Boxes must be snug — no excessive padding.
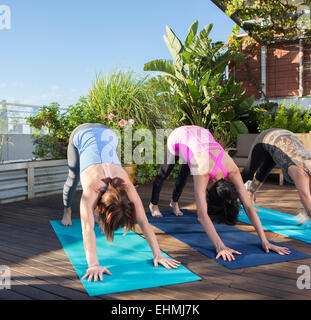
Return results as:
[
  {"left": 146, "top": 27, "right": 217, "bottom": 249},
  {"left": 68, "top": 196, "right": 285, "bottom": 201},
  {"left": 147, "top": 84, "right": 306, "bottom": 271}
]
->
[{"left": 0, "top": 100, "right": 67, "bottom": 134}]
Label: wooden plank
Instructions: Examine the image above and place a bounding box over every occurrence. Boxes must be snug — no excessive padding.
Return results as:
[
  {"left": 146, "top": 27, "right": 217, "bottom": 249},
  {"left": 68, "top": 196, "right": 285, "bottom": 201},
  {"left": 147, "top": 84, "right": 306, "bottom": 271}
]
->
[
  {"left": 10, "top": 268, "right": 101, "bottom": 300},
  {"left": 27, "top": 167, "right": 35, "bottom": 200},
  {"left": 0, "top": 255, "right": 102, "bottom": 300},
  {"left": 0, "top": 179, "right": 310, "bottom": 300},
  {"left": 0, "top": 243, "right": 71, "bottom": 267},
  {"left": 216, "top": 287, "right": 280, "bottom": 300},
  {"left": 7, "top": 278, "right": 68, "bottom": 300},
  {"left": 0, "top": 288, "right": 32, "bottom": 300}
]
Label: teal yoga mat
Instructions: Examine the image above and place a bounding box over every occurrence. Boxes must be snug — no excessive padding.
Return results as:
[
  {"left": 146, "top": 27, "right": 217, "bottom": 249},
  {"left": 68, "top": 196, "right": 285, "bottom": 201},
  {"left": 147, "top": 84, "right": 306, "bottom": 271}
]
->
[
  {"left": 239, "top": 206, "right": 311, "bottom": 244},
  {"left": 50, "top": 219, "right": 201, "bottom": 296}
]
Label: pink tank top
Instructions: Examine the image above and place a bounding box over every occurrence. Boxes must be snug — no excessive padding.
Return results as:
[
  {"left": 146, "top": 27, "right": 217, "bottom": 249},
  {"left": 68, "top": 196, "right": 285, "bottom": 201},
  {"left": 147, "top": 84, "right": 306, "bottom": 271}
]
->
[{"left": 167, "top": 126, "right": 228, "bottom": 180}]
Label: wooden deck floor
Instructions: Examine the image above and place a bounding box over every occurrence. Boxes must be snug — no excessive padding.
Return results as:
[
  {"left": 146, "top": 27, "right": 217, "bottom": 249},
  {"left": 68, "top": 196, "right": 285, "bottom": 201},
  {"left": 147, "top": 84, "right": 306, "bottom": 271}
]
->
[{"left": 0, "top": 178, "right": 311, "bottom": 300}]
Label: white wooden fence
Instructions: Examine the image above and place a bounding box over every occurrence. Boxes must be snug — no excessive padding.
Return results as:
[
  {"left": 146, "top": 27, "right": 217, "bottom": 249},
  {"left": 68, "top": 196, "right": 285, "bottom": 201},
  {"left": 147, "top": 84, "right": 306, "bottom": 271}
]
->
[
  {"left": 0, "top": 160, "right": 81, "bottom": 204},
  {"left": 0, "top": 101, "right": 77, "bottom": 204}
]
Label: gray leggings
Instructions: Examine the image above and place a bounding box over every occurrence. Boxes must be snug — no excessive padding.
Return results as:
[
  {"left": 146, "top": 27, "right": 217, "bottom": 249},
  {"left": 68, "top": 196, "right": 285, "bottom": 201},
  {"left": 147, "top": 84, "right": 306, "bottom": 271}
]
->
[{"left": 63, "top": 123, "right": 108, "bottom": 208}]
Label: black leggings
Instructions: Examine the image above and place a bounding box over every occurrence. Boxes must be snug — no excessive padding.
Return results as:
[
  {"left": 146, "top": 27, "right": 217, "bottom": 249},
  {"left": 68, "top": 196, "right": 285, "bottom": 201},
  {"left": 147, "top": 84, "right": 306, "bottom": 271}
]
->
[
  {"left": 241, "top": 139, "right": 276, "bottom": 183},
  {"left": 150, "top": 150, "right": 190, "bottom": 205}
]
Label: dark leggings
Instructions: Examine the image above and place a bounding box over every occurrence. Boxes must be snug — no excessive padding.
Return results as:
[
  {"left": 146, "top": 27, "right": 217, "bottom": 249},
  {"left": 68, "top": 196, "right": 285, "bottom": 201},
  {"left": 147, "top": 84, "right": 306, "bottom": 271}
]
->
[
  {"left": 150, "top": 150, "right": 190, "bottom": 205},
  {"left": 241, "top": 133, "right": 276, "bottom": 183}
]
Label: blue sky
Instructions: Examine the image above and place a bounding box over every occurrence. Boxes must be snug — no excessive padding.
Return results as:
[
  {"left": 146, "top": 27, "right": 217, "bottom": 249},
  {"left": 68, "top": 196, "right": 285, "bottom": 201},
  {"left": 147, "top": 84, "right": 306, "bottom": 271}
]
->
[{"left": 0, "top": 0, "right": 235, "bottom": 107}]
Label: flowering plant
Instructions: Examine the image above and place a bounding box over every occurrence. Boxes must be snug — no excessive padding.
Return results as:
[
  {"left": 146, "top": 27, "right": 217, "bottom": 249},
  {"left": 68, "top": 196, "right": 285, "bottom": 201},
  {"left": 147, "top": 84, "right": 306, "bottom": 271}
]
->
[
  {"left": 102, "top": 111, "right": 130, "bottom": 128},
  {"left": 102, "top": 112, "right": 162, "bottom": 183},
  {"left": 102, "top": 112, "right": 146, "bottom": 166}
]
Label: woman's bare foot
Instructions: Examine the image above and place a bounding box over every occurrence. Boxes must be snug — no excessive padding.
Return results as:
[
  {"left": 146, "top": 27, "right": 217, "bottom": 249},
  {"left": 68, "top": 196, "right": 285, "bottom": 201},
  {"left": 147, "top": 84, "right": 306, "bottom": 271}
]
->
[
  {"left": 61, "top": 207, "right": 72, "bottom": 226},
  {"left": 149, "top": 203, "right": 163, "bottom": 218},
  {"left": 170, "top": 201, "right": 183, "bottom": 216}
]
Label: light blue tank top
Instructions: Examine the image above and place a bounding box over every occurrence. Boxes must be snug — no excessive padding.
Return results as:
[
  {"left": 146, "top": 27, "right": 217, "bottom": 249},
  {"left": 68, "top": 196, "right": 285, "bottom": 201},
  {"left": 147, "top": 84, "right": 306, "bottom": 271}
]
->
[{"left": 73, "top": 126, "right": 122, "bottom": 173}]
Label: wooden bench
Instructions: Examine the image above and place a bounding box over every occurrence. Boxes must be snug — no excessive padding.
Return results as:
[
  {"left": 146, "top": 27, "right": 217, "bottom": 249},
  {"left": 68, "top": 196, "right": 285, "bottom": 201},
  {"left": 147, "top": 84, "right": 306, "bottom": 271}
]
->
[{"left": 230, "top": 132, "right": 311, "bottom": 186}]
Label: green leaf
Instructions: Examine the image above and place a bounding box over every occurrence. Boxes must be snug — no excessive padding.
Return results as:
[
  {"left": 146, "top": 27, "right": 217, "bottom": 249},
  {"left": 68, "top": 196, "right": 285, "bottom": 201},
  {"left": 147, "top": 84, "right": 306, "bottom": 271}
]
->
[
  {"left": 200, "top": 70, "right": 212, "bottom": 87},
  {"left": 230, "top": 120, "right": 249, "bottom": 137},
  {"left": 184, "top": 20, "right": 199, "bottom": 47},
  {"left": 220, "top": 106, "right": 236, "bottom": 121},
  {"left": 197, "top": 24, "right": 213, "bottom": 41},
  {"left": 164, "top": 26, "right": 184, "bottom": 72},
  {"left": 203, "top": 104, "right": 211, "bottom": 116},
  {"left": 144, "top": 59, "right": 175, "bottom": 76},
  {"left": 235, "top": 97, "right": 254, "bottom": 115},
  {"left": 202, "top": 85, "right": 209, "bottom": 100},
  {"left": 186, "top": 78, "right": 200, "bottom": 103},
  {"left": 165, "top": 77, "right": 184, "bottom": 99},
  {"left": 182, "top": 50, "right": 192, "bottom": 65}
]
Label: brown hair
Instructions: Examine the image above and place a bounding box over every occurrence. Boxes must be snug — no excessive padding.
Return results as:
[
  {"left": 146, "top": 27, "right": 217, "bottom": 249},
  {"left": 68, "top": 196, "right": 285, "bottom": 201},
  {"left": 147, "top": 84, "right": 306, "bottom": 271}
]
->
[{"left": 95, "top": 177, "right": 136, "bottom": 242}]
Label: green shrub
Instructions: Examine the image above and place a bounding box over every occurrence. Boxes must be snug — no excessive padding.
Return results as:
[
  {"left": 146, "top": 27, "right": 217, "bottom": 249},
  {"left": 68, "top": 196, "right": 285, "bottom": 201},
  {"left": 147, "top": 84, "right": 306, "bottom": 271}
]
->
[
  {"left": 87, "top": 70, "right": 165, "bottom": 130},
  {"left": 144, "top": 20, "right": 262, "bottom": 144},
  {"left": 27, "top": 103, "right": 68, "bottom": 159},
  {"left": 257, "top": 101, "right": 311, "bottom": 133},
  {"left": 27, "top": 107, "right": 166, "bottom": 183}
]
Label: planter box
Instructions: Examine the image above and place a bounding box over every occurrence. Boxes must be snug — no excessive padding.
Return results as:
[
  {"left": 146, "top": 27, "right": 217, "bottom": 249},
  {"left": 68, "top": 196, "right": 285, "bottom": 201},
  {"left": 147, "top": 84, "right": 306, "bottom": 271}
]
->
[
  {"left": 0, "top": 159, "right": 81, "bottom": 204},
  {"left": 122, "top": 164, "right": 137, "bottom": 184}
]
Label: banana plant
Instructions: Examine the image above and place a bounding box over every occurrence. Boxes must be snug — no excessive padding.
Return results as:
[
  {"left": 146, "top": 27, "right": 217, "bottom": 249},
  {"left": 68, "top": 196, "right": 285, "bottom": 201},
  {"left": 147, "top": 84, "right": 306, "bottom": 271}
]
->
[{"left": 144, "top": 20, "right": 252, "bottom": 137}]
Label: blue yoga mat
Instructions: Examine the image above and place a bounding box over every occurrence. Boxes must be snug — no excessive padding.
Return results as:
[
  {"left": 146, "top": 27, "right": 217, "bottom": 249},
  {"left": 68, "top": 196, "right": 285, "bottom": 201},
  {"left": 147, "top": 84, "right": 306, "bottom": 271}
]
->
[
  {"left": 50, "top": 219, "right": 201, "bottom": 296},
  {"left": 239, "top": 206, "right": 311, "bottom": 244},
  {"left": 146, "top": 210, "right": 311, "bottom": 270}
]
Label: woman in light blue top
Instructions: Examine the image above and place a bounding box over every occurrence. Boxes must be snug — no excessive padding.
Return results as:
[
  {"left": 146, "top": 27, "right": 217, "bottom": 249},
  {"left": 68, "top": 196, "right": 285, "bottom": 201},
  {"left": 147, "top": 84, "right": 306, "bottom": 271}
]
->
[{"left": 62, "top": 123, "right": 180, "bottom": 282}]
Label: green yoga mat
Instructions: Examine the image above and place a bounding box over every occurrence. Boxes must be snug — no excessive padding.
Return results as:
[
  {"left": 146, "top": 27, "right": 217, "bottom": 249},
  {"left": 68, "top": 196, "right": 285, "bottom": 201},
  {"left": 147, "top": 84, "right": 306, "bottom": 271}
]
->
[
  {"left": 50, "top": 219, "right": 201, "bottom": 296},
  {"left": 239, "top": 206, "right": 311, "bottom": 244}
]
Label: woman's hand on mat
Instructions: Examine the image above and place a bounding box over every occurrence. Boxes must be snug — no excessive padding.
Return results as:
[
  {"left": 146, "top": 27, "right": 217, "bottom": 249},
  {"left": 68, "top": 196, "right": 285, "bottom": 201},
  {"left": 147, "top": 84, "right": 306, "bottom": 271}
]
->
[
  {"left": 216, "top": 246, "right": 242, "bottom": 262},
  {"left": 153, "top": 255, "right": 181, "bottom": 269},
  {"left": 262, "top": 242, "right": 291, "bottom": 255},
  {"left": 82, "top": 265, "right": 112, "bottom": 282}
]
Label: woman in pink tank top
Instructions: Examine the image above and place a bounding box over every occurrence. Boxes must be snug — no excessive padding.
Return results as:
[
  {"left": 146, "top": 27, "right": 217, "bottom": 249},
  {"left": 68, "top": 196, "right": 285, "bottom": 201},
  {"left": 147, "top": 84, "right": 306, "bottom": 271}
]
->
[{"left": 150, "top": 126, "right": 290, "bottom": 261}]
